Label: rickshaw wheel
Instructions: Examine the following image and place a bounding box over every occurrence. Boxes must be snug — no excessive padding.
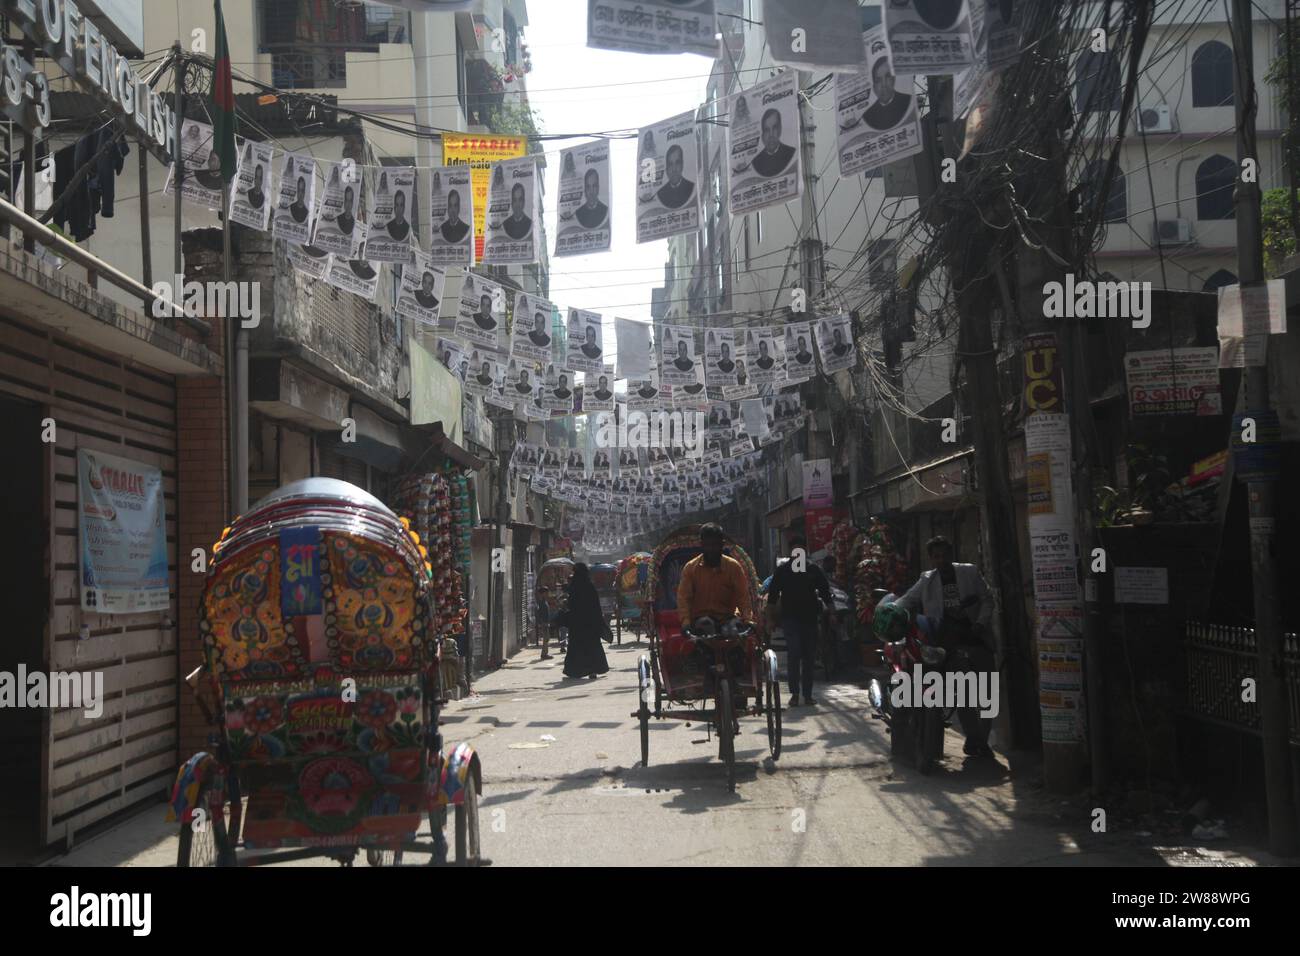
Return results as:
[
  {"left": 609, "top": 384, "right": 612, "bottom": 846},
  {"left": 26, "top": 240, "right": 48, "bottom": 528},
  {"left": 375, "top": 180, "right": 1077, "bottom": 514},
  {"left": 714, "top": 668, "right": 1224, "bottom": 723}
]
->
[
  {"left": 454, "top": 775, "right": 481, "bottom": 865},
  {"left": 366, "top": 847, "right": 403, "bottom": 866},
  {"left": 638, "top": 694, "right": 651, "bottom": 767},
  {"left": 717, "top": 681, "right": 736, "bottom": 792},
  {"left": 176, "top": 780, "right": 235, "bottom": 868},
  {"left": 766, "top": 678, "right": 782, "bottom": 761}
]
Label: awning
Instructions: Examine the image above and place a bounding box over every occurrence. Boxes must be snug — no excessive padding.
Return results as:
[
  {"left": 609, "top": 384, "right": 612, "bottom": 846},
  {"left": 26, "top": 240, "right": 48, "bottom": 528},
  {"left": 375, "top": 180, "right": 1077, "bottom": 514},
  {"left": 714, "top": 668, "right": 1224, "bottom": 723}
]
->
[
  {"left": 853, "top": 448, "right": 975, "bottom": 513},
  {"left": 414, "top": 420, "right": 485, "bottom": 471}
]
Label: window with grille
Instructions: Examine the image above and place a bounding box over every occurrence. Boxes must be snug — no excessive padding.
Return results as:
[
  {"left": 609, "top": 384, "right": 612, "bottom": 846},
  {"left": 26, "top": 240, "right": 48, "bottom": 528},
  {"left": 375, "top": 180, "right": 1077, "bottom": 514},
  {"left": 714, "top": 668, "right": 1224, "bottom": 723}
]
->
[{"left": 1191, "top": 41, "right": 1234, "bottom": 107}]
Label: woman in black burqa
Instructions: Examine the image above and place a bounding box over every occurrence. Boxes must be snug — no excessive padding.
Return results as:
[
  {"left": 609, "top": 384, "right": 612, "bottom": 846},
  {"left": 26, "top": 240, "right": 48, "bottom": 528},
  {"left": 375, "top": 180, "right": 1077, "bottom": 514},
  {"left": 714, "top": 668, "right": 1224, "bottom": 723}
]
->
[{"left": 562, "top": 563, "right": 610, "bottom": 679}]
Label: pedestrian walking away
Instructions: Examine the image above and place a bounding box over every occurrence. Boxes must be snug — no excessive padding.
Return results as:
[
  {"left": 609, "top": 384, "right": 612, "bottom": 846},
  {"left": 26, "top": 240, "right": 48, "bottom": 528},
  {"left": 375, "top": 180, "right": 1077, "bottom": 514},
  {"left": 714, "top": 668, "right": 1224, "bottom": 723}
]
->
[
  {"left": 561, "top": 563, "right": 611, "bottom": 679},
  {"left": 766, "top": 535, "right": 832, "bottom": 707},
  {"left": 895, "top": 536, "right": 997, "bottom": 758}
]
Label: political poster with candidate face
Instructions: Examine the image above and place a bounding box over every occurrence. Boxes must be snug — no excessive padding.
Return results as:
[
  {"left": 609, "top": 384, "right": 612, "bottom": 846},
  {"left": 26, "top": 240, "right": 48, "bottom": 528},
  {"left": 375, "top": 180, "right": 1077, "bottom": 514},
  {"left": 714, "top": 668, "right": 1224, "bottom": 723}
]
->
[
  {"left": 835, "top": 22, "right": 924, "bottom": 177},
  {"left": 366, "top": 166, "right": 417, "bottom": 263},
  {"left": 564, "top": 448, "right": 588, "bottom": 482},
  {"left": 672, "top": 362, "right": 708, "bottom": 410},
  {"left": 436, "top": 338, "right": 470, "bottom": 385},
  {"left": 730, "top": 432, "right": 757, "bottom": 455},
  {"left": 985, "top": 0, "right": 1021, "bottom": 70},
  {"left": 512, "top": 292, "right": 557, "bottom": 364},
  {"left": 556, "top": 141, "right": 612, "bottom": 256},
  {"left": 659, "top": 325, "right": 699, "bottom": 388},
  {"left": 325, "top": 241, "right": 381, "bottom": 301},
  {"left": 727, "top": 71, "right": 802, "bottom": 216},
  {"left": 464, "top": 349, "right": 502, "bottom": 398},
  {"left": 706, "top": 402, "right": 734, "bottom": 437},
  {"left": 954, "top": 0, "right": 992, "bottom": 118},
  {"left": 164, "top": 119, "right": 225, "bottom": 211},
  {"left": 312, "top": 161, "right": 363, "bottom": 256},
  {"left": 543, "top": 363, "right": 576, "bottom": 413},
  {"left": 704, "top": 329, "right": 739, "bottom": 387},
  {"left": 287, "top": 239, "right": 331, "bottom": 280},
  {"left": 885, "top": 0, "right": 975, "bottom": 75},
  {"left": 504, "top": 358, "right": 537, "bottom": 402},
  {"left": 455, "top": 272, "right": 506, "bottom": 352},
  {"left": 745, "top": 328, "right": 784, "bottom": 385},
  {"left": 722, "top": 345, "right": 759, "bottom": 401},
  {"left": 783, "top": 322, "right": 817, "bottom": 383},
  {"left": 540, "top": 444, "right": 564, "bottom": 479},
  {"left": 483, "top": 156, "right": 539, "bottom": 265},
  {"left": 587, "top": 0, "right": 718, "bottom": 57},
  {"left": 273, "top": 152, "right": 317, "bottom": 244},
  {"left": 398, "top": 250, "right": 446, "bottom": 332},
  {"left": 230, "top": 140, "right": 275, "bottom": 230},
  {"left": 427, "top": 164, "right": 475, "bottom": 268},
  {"left": 584, "top": 367, "right": 617, "bottom": 413},
  {"left": 636, "top": 109, "right": 702, "bottom": 242},
  {"left": 628, "top": 369, "right": 663, "bottom": 412},
  {"left": 815, "top": 313, "right": 858, "bottom": 373},
  {"left": 564, "top": 309, "right": 606, "bottom": 374}
]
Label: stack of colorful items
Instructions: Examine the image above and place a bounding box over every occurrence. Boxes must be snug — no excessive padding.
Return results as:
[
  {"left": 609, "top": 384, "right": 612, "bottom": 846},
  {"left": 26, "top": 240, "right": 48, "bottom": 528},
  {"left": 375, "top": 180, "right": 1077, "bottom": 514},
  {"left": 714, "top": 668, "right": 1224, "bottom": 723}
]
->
[
  {"left": 828, "top": 519, "right": 863, "bottom": 589},
  {"left": 392, "top": 473, "right": 467, "bottom": 644},
  {"left": 448, "top": 472, "right": 473, "bottom": 583},
  {"left": 853, "top": 518, "right": 910, "bottom": 628}
]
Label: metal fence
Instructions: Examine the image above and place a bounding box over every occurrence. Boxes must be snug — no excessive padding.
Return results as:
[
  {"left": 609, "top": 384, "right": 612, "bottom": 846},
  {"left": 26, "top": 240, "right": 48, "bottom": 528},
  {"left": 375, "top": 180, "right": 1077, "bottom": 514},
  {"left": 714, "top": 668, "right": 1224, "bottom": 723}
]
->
[{"left": 1184, "top": 621, "right": 1300, "bottom": 746}]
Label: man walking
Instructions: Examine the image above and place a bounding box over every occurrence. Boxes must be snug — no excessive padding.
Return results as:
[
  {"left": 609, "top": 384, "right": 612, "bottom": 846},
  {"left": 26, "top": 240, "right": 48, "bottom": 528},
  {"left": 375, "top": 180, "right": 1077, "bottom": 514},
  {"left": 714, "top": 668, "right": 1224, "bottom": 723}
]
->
[
  {"left": 895, "top": 536, "right": 996, "bottom": 758},
  {"left": 766, "top": 536, "right": 832, "bottom": 707}
]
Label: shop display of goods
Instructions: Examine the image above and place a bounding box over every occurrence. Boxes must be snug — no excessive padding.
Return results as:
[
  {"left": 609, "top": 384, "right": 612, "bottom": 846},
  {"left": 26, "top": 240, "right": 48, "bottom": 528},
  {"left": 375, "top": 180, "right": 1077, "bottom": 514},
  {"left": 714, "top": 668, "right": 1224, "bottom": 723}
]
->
[
  {"left": 393, "top": 471, "right": 468, "bottom": 641},
  {"left": 829, "top": 520, "right": 863, "bottom": 589},
  {"left": 853, "top": 518, "right": 910, "bottom": 626}
]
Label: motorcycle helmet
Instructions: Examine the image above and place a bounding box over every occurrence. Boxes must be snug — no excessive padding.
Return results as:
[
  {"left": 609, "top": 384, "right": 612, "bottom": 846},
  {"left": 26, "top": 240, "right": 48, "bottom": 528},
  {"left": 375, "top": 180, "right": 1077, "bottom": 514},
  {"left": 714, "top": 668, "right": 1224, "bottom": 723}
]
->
[{"left": 872, "top": 602, "right": 910, "bottom": 642}]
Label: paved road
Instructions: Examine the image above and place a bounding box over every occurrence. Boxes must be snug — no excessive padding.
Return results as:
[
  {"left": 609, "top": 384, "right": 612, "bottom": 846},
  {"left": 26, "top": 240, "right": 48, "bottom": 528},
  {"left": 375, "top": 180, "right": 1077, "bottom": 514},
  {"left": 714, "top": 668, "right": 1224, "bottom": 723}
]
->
[{"left": 51, "top": 638, "right": 1272, "bottom": 867}]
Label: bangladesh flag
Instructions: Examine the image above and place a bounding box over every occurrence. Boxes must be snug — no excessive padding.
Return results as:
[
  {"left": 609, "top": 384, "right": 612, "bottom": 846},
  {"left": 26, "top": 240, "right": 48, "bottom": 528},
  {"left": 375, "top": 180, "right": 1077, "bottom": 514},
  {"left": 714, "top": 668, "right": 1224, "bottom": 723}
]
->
[{"left": 211, "top": 0, "right": 237, "bottom": 182}]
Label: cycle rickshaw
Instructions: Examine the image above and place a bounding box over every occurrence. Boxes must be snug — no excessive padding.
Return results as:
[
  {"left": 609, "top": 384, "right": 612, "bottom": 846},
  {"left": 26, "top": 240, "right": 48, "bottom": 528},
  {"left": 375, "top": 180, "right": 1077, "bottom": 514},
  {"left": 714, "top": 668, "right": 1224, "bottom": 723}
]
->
[
  {"left": 590, "top": 562, "right": 619, "bottom": 635},
  {"left": 535, "top": 557, "right": 574, "bottom": 658},
  {"left": 632, "top": 526, "right": 781, "bottom": 791},
  {"left": 167, "top": 478, "right": 484, "bottom": 866},
  {"left": 614, "top": 552, "right": 651, "bottom": 643}
]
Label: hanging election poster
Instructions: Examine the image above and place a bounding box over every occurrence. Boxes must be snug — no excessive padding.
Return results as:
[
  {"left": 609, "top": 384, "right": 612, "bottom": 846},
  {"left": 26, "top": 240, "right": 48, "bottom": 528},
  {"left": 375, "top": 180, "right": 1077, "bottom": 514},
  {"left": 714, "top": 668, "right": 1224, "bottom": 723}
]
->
[
  {"left": 587, "top": 0, "right": 718, "bottom": 57},
  {"left": 164, "top": 118, "right": 224, "bottom": 211},
  {"left": 704, "top": 328, "right": 739, "bottom": 387},
  {"left": 783, "top": 322, "right": 817, "bottom": 383},
  {"left": 636, "top": 109, "right": 702, "bottom": 242},
  {"left": 230, "top": 139, "right": 275, "bottom": 230},
  {"left": 441, "top": 135, "right": 527, "bottom": 261},
  {"left": 436, "top": 338, "right": 470, "bottom": 386},
  {"left": 504, "top": 358, "right": 537, "bottom": 402},
  {"left": 461, "top": 349, "right": 498, "bottom": 398},
  {"left": 77, "top": 449, "right": 169, "bottom": 614},
  {"left": 512, "top": 292, "right": 557, "bottom": 364},
  {"left": 556, "top": 140, "right": 612, "bottom": 256},
  {"left": 483, "top": 156, "right": 540, "bottom": 265},
  {"left": 628, "top": 369, "right": 663, "bottom": 412},
  {"left": 544, "top": 363, "right": 576, "bottom": 413},
  {"left": 723, "top": 345, "right": 759, "bottom": 401},
  {"left": 312, "top": 161, "right": 362, "bottom": 256},
  {"left": 455, "top": 272, "right": 507, "bottom": 352},
  {"left": 366, "top": 166, "right": 417, "bottom": 263},
  {"left": 727, "top": 70, "right": 802, "bottom": 216},
  {"left": 885, "top": 0, "right": 975, "bottom": 75},
  {"left": 287, "top": 238, "right": 331, "bottom": 280},
  {"left": 565, "top": 308, "right": 607, "bottom": 374},
  {"left": 834, "top": 21, "right": 923, "bottom": 177},
  {"left": 815, "top": 313, "right": 857, "bottom": 374},
  {"left": 986, "top": 0, "right": 1022, "bottom": 71},
  {"left": 273, "top": 152, "right": 317, "bottom": 244},
  {"left": 397, "top": 250, "right": 445, "bottom": 331},
  {"left": 325, "top": 241, "right": 381, "bottom": 301},
  {"left": 954, "top": 0, "right": 996, "bottom": 118},
  {"left": 660, "top": 325, "right": 699, "bottom": 388},
  {"left": 745, "top": 327, "right": 784, "bottom": 385},
  {"left": 584, "top": 367, "right": 617, "bottom": 413},
  {"left": 427, "top": 164, "right": 475, "bottom": 268}
]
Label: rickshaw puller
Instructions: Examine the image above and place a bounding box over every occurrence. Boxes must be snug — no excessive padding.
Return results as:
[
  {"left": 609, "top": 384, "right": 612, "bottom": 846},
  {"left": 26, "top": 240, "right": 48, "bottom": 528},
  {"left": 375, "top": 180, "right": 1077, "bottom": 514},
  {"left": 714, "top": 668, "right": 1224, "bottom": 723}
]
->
[{"left": 676, "top": 523, "right": 756, "bottom": 702}]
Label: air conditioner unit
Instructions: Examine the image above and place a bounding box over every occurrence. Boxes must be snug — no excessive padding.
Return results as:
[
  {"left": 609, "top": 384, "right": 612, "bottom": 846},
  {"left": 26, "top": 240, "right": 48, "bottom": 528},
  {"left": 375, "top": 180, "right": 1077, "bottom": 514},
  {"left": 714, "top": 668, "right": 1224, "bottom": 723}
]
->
[
  {"left": 1136, "top": 103, "right": 1174, "bottom": 133},
  {"left": 1153, "top": 218, "right": 1192, "bottom": 245}
]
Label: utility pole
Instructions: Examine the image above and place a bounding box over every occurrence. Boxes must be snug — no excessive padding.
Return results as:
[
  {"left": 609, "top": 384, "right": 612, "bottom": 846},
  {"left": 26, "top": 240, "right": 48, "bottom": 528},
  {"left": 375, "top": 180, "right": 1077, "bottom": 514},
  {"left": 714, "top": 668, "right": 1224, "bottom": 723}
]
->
[
  {"left": 932, "top": 71, "right": 1038, "bottom": 756},
  {"left": 1229, "top": 0, "right": 1298, "bottom": 856}
]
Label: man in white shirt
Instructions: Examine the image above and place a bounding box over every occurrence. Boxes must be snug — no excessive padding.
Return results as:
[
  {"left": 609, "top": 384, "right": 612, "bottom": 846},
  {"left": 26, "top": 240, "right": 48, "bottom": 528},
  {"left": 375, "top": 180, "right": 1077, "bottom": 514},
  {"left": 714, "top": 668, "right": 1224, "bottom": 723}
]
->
[{"left": 895, "top": 536, "right": 997, "bottom": 758}]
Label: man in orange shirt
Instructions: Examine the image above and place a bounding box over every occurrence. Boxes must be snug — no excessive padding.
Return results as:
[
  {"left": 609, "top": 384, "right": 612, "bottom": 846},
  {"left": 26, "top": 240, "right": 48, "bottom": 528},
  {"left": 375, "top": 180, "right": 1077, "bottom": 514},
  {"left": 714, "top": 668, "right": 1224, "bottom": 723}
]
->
[{"left": 677, "top": 523, "right": 754, "bottom": 627}]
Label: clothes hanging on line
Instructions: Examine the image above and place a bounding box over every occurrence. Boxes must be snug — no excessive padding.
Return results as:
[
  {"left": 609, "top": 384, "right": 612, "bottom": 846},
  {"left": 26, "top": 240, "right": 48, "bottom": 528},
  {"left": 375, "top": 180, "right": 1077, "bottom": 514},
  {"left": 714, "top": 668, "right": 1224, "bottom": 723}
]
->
[{"left": 51, "top": 128, "right": 130, "bottom": 242}]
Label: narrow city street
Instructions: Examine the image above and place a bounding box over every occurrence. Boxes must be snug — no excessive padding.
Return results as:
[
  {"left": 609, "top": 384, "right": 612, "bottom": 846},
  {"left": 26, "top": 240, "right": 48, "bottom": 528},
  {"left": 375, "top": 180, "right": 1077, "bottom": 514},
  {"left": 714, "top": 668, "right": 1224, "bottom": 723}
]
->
[{"left": 48, "top": 636, "right": 1270, "bottom": 868}]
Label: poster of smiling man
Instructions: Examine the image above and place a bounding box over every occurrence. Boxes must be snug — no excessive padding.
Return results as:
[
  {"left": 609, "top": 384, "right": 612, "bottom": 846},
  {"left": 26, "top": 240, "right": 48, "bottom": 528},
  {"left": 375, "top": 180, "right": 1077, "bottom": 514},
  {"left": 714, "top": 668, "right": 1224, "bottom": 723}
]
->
[
  {"left": 783, "top": 322, "right": 817, "bottom": 383},
  {"left": 565, "top": 309, "right": 606, "bottom": 374},
  {"left": 745, "top": 328, "right": 785, "bottom": 385},
  {"left": 636, "top": 109, "right": 702, "bottom": 242},
  {"left": 366, "top": 166, "right": 417, "bottom": 263},
  {"left": 704, "top": 329, "right": 739, "bottom": 387},
  {"left": 483, "top": 156, "right": 539, "bottom": 264},
  {"left": 428, "top": 163, "right": 475, "bottom": 268},
  {"left": 455, "top": 272, "right": 507, "bottom": 352},
  {"left": 556, "top": 141, "right": 612, "bottom": 256},
  {"left": 397, "top": 249, "right": 445, "bottom": 332},
  {"left": 727, "top": 71, "right": 802, "bottom": 216},
  {"left": 273, "top": 153, "right": 318, "bottom": 244},
  {"left": 512, "top": 293, "right": 558, "bottom": 364},
  {"left": 835, "top": 19, "right": 923, "bottom": 177},
  {"left": 231, "top": 140, "right": 275, "bottom": 230},
  {"left": 312, "top": 160, "right": 362, "bottom": 257},
  {"left": 815, "top": 313, "right": 858, "bottom": 374},
  {"left": 659, "top": 325, "right": 699, "bottom": 388}
]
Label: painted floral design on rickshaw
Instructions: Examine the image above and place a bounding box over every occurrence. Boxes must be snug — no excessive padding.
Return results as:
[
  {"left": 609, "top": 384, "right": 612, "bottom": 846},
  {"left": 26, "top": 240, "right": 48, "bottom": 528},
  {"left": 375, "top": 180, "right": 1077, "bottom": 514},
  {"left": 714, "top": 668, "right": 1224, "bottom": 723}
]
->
[
  {"left": 203, "top": 547, "right": 302, "bottom": 680},
  {"left": 355, "top": 687, "right": 424, "bottom": 754},
  {"left": 225, "top": 696, "right": 290, "bottom": 762},
  {"left": 323, "top": 536, "right": 421, "bottom": 670},
  {"left": 290, "top": 757, "right": 374, "bottom": 834}
]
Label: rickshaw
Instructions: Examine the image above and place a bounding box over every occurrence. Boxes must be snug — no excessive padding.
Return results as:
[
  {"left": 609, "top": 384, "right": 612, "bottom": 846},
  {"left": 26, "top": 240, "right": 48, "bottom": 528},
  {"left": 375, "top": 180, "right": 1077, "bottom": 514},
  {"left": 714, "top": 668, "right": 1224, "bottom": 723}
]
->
[
  {"left": 535, "top": 557, "right": 574, "bottom": 659},
  {"left": 633, "top": 526, "right": 781, "bottom": 791},
  {"left": 615, "top": 552, "right": 652, "bottom": 643},
  {"left": 590, "top": 562, "right": 619, "bottom": 634},
  {"left": 167, "top": 478, "right": 484, "bottom": 867}
]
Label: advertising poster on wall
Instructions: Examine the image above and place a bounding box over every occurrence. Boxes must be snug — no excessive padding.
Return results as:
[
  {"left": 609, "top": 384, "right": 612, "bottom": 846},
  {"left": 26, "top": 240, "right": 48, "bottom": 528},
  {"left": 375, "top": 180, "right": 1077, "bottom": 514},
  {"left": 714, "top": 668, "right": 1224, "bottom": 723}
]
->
[{"left": 77, "top": 449, "right": 170, "bottom": 614}]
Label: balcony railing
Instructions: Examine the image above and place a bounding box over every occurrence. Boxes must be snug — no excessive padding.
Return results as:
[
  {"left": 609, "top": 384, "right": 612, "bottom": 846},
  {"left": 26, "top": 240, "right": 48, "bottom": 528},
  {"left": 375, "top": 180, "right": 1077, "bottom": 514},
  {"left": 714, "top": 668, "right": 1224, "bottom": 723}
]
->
[{"left": 1184, "top": 621, "right": 1300, "bottom": 746}]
